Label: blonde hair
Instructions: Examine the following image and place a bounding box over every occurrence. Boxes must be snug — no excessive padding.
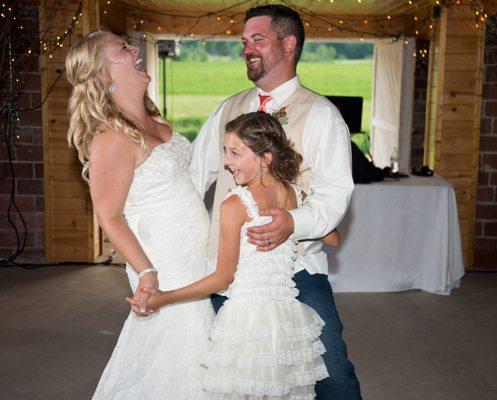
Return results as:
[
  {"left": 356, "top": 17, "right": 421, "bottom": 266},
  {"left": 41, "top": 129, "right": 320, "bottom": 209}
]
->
[{"left": 65, "top": 28, "right": 162, "bottom": 181}]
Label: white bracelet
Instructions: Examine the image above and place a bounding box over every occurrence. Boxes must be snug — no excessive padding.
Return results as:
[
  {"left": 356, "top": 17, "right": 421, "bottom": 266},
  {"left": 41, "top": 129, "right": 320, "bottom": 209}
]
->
[{"left": 137, "top": 267, "right": 158, "bottom": 279}]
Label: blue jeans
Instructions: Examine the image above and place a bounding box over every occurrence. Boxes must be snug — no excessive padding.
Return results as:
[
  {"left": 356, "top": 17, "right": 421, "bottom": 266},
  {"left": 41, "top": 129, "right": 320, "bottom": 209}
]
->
[{"left": 210, "top": 269, "right": 362, "bottom": 400}]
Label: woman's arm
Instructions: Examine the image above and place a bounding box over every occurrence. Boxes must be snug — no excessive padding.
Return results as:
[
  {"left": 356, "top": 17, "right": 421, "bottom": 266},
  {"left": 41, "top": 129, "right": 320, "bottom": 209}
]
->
[
  {"left": 135, "top": 195, "right": 246, "bottom": 310},
  {"left": 89, "top": 128, "right": 157, "bottom": 314}
]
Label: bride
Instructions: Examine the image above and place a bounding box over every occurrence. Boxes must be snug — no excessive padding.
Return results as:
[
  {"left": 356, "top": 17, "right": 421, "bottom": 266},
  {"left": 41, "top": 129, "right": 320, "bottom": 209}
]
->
[{"left": 65, "top": 29, "right": 214, "bottom": 399}]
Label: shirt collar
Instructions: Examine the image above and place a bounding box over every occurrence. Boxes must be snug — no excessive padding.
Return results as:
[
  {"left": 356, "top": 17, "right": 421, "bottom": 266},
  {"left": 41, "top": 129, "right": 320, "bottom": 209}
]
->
[{"left": 255, "top": 76, "right": 301, "bottom": 108}]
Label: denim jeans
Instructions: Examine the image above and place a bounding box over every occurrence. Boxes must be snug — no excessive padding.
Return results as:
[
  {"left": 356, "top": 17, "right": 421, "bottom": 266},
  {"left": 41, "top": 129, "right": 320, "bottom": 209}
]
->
[{"left": 210, "top": 269, "right": 362, "bottom": 400}]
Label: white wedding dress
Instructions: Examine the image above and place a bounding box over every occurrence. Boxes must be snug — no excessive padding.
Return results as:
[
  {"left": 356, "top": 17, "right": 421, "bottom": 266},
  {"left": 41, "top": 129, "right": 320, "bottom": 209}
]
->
[{"left": 92, "top": 132, "right": 214, "bottom": 400}]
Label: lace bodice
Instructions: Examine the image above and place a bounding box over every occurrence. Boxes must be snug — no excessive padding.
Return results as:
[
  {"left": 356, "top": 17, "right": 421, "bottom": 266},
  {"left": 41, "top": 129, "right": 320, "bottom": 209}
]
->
[
  {"left": 223, "top": 185, "right": 303, "bottom": 301},
  {"left": 124, "top": 132, "right": 192, "bottom": 215},
  {"left": 122, "top": 132, "right": 210, "bottom": 288}
]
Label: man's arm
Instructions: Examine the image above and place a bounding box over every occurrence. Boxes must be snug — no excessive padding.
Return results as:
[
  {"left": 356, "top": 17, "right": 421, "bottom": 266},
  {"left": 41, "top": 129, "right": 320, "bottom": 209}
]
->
[
  {"left": 189, "top": 102, "right": 225, "bottom": 198},
  {"left": 289, "top": 98, "right": 354, "bottom": 240},
  {"left": 248, "top": 98, "right": 354, "bottom": 249}
]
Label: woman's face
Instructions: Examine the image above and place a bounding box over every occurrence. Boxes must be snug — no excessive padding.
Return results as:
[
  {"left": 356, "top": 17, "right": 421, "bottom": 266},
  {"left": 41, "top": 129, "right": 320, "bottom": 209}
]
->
[{"left": 102, "top": 33, "right": 150, "bottom": 93}]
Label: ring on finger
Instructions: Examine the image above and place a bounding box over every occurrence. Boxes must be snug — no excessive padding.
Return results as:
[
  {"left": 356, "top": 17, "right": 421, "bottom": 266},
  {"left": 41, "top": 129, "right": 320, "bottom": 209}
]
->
[{"left": 266, "top": 238, "right": 272, "bottom": 246}]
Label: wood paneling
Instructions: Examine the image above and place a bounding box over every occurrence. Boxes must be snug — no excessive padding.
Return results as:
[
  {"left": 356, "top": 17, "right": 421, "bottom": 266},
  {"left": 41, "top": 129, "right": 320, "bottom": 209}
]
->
[
  {"left": 40, "top": 0, "right": 99, "bottom": 262},
  {"left": 424, "top": 6, "right": 485, "bottom": 268}
]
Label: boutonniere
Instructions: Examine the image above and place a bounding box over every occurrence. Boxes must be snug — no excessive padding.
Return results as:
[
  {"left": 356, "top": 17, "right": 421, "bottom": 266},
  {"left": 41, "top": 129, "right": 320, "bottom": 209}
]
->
[{"left": 272, "top": 106, "right": 289, "bottom": 125}]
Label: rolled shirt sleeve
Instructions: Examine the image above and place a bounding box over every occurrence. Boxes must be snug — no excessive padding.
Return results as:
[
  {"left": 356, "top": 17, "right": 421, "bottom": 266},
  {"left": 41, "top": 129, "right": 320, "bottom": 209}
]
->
[{"left": 289, "top": 97, "right": 354, "bottom": 240}]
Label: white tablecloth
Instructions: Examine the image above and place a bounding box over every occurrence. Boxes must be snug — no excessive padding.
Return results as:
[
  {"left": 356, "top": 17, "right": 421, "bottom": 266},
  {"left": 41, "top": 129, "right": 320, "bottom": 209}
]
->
[{"left": 327, "top": 175, "right": 465, "bottom": 295}]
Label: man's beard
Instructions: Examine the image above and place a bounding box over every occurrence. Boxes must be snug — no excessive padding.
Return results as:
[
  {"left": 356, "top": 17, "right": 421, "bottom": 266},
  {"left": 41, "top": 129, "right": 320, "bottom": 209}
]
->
[
  {"left": 247, "top": 64, "right": 265, "bottom": 82},
  {"left": 245, "top": 55, "right": 266, "bottom": 82}
]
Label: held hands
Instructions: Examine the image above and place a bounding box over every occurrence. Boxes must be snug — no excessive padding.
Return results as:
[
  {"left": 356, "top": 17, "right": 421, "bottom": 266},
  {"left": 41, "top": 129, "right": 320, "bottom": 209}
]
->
[
  {"left": 126, "top": 286, "right": 167, "bottom": 315},
  {"left": 127, "top": 272, "right": 159, "bottom": 316},
  {"left": 247, "top": 208, "right": 294, "bottom": 251}
]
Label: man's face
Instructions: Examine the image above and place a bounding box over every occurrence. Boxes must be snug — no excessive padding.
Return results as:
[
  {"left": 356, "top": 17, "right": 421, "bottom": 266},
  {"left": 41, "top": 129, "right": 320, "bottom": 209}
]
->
[{"left": 241, "top": 16, "right": 286, "bottom": 83}]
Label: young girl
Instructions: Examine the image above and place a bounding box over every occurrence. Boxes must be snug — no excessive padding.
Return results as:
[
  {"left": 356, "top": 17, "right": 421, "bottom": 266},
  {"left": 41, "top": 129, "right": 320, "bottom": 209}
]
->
[{"left": 134, "top": 111, "right": 336, "bottom": 399}]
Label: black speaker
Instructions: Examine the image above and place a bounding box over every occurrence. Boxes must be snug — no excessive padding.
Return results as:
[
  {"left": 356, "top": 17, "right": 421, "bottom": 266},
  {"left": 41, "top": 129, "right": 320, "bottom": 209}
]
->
[{"left": 325, "top": 96, "right": 363, "bottom": 134}]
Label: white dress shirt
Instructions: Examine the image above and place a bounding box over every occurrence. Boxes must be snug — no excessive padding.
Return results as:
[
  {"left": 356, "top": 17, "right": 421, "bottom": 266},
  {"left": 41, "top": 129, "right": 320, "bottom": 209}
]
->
[{"left": 190, "top": 76, "right": 354, "bottom": 275}]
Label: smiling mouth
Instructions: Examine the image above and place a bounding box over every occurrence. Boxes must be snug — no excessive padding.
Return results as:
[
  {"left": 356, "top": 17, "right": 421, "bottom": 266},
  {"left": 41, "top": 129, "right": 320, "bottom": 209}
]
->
[
  {"left": 246, "top": 56, "right": 262, "bottom": 67},
  {"left": 229, "top": 167, "right": 241, "bottom": 177}
]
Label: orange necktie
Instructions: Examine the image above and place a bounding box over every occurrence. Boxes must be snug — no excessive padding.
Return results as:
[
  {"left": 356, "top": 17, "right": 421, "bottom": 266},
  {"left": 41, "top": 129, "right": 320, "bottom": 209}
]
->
[{"left": 258, "top": 93, "right": 273, "bottom": 112}]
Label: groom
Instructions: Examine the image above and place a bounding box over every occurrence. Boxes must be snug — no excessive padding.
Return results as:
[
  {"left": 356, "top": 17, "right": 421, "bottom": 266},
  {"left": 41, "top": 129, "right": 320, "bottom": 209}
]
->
[{"left": 190, "top": 4, "right": 361, "bottom": 400}]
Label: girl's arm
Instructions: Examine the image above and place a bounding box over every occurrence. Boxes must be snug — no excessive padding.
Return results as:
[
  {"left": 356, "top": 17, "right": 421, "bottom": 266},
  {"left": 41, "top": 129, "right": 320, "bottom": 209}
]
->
[
  {"left": 322, "top": 229, "right": 340, "bottom": 247},
  {"left": 136, "top": 194, "right": 246, "bottom": 310},
  {"left": 89, "top": 128, "right": 157, "bottom": 314}
]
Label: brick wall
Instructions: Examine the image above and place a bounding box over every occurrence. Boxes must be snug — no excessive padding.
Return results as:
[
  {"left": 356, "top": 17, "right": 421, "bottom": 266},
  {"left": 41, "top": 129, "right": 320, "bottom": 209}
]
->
[
  {"left": 474, "top": 16, "right": 497, "bottom": 270},
  {"left": 410, "top": 39, "right": 429, "bottom": 170},
  {"left": 0, "top": 4, "right": 44, "bottom": 263}
]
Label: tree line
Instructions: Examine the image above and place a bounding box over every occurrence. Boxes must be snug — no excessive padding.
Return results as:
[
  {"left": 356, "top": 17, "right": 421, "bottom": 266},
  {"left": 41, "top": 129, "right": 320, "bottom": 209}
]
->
[{"left": 177, "top": 40, "right": 373, "bottom": 62}]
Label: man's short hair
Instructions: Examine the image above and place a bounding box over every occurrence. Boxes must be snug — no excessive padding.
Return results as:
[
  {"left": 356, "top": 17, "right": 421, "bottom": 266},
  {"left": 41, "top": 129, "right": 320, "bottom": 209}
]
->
[{"left": 245, "top": 5, "right": 305, "bottom": 63}]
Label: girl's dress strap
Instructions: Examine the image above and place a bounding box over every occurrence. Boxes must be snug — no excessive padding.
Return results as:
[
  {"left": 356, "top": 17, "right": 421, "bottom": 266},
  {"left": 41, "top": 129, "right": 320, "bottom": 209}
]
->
[
  {"left": 291, "top": 184, "right": 305, "bottom": 207},
  {"left": 224, "top": 186, "right": 260, "bottom": 220}
]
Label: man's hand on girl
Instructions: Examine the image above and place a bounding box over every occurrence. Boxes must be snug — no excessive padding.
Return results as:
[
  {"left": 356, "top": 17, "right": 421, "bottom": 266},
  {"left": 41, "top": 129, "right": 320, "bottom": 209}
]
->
[{"left": 247, "top": 208, "right": 294, "bottom": 251}]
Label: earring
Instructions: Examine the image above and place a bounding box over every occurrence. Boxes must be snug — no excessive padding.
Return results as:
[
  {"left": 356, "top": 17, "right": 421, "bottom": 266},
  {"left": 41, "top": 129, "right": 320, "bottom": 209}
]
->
[{"left": 109, "top": 82, "right": 116, "bottom": 93}]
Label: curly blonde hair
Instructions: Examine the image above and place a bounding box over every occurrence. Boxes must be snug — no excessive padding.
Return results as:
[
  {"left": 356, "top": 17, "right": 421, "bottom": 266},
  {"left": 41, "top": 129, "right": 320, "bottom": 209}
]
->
[{"left": 65, "top": 28, "right": 162, "bottom": 181}]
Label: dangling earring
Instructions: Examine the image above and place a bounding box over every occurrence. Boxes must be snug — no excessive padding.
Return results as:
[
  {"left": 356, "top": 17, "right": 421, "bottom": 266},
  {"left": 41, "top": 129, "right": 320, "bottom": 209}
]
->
[{"left": 108, "top": 82, "right": 116, "bottom": 93}]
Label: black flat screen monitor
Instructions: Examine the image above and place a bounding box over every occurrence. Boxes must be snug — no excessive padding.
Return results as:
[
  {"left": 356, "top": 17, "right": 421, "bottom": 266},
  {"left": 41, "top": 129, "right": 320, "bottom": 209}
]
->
[{"left": 326, "top": 96, "right": 363, "bottom": 134}]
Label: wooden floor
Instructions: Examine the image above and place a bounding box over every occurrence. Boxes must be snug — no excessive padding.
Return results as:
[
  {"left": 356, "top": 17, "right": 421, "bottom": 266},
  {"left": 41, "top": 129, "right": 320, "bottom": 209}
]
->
[{"left": 0, "top": 266, "right": 496, "bottom": 400}]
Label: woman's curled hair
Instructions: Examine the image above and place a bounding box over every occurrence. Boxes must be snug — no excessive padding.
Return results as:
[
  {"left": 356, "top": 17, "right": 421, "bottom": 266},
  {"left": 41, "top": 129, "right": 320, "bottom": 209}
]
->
[
  {"left": 65, "top": 28, "right": 162, "bottom": 181},
  {"left": 225, "top": 111, "right": 303, "bottom": 185}
]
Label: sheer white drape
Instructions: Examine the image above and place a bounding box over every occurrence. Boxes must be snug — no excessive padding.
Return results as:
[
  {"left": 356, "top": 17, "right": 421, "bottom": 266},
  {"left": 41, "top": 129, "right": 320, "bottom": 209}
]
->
[{"left": 371, "top": 39, "right": 415, "bottom": 172}]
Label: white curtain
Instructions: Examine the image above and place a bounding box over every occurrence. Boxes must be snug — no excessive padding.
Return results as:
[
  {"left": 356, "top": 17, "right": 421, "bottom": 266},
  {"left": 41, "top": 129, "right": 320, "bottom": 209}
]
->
[{"left": 371, "top": 39, "right": 415, "bottom": 172}]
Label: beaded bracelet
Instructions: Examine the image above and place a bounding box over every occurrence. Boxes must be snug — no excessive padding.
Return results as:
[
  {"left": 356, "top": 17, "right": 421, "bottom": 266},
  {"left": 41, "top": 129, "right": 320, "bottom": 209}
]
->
[{"left": 137, "top": 267, "right": 158, "bottom": 279}]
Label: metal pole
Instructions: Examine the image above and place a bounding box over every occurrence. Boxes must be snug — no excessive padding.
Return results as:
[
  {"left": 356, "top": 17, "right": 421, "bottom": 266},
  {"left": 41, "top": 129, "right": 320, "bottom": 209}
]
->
[{"left": 162, "top": 56, "right": 167, "bottom": 117}]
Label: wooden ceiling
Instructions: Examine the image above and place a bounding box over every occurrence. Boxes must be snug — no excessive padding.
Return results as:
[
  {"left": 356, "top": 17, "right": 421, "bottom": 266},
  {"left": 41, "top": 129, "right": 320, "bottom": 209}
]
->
[
  {"left": 113, "top": 0, "right": 435, "bottom": 16},
  {"left": 102, "top": 1, "right": 496, "bottom": 39}
]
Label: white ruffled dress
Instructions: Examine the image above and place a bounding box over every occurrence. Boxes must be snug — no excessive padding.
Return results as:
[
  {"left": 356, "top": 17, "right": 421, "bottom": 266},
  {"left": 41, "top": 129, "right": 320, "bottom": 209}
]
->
[{"left": 203, "top": 186, "right": 329, "bottom": 400}]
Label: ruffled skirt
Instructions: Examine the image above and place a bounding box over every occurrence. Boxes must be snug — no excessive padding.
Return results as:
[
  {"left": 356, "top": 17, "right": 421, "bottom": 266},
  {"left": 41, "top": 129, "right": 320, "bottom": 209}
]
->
[{"left": 203, "top": 298, "right": 329, "bottom": 400}]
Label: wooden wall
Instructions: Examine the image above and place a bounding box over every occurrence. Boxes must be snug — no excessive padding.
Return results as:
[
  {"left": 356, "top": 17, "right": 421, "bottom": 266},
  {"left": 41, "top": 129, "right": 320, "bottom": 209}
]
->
[
  {"left": 424, "top": 6, "right": 486, "bottom": 268},
  {"left": 40, "top": 0, "right": 99, "bottom": 262}
]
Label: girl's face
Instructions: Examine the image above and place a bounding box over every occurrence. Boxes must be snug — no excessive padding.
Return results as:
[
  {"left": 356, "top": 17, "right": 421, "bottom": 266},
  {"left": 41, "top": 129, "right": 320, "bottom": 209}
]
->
[
  {"left": 224, "top": 132, "right": 262, "bottom": 186},
  {"left": 102, "top": 33, "right": 150, "bottom": 92}
]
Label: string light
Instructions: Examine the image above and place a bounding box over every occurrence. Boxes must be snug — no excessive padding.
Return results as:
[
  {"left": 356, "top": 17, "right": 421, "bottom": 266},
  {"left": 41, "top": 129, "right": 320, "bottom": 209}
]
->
[
  {"left": 38, "top": 1, "right": 83, "bottom": 57},
  {"left": 100, "top": 0, "right": 493, "bottom": 48}
]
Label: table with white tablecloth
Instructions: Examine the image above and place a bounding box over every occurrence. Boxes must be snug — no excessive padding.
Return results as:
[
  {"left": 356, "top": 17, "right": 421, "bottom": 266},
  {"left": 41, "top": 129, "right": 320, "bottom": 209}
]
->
[{"left": 327, "top": 175, "right": 465, "bottom": 295}]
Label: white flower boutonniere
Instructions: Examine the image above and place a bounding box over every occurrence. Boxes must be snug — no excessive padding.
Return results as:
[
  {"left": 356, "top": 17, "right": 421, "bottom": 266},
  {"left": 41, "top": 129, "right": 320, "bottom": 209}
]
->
[{"left": 272, "top": 106, "right": 289, "bottom": 125}]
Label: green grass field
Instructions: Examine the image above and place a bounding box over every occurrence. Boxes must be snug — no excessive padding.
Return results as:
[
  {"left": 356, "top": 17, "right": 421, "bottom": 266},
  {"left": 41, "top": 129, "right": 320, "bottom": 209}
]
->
[{"left": 157, "top": 59, "right": 372, "bottom": 145}]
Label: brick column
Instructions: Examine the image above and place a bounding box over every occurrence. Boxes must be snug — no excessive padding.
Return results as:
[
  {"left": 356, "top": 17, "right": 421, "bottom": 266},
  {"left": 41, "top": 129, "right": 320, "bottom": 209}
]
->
[
  {"left": 0, "top": 4, "right": 44, "bottom": 263},
  {"left": 474, "top": 16, "right": 497, "bottom": 270}
]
